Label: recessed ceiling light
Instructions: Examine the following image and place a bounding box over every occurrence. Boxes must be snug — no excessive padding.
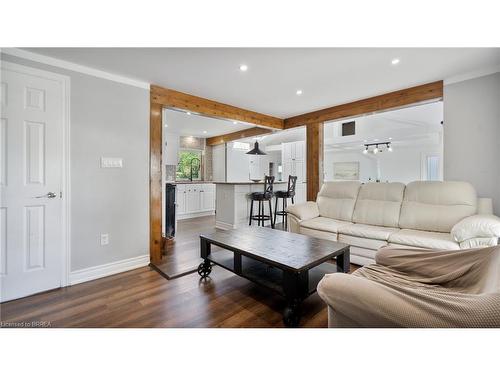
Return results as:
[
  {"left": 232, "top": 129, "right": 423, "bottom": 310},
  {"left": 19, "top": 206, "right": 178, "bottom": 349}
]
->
[
  {"left": 164, "top": 124, "right": 168, "bottom": 127},
  {"left": 391, "top": 58, "right": 400, "bottom": 65},
  {"left": 296, "top": 89, "right": 303, "bottom": 96},
  {"left": 233, "top": 121, "right": 238, "bottom": 124},
  {"left": 203, "top": 130, "right": 207, "bottom": 134},
  {"left": 186, "top": 111, "right": 192, "bottom": 115},
  {"left": 239, "top": 64, "right": 248, "bottom": 72},
  {"left": 389, "top": 137, "right": 393, "bottom": 140}
]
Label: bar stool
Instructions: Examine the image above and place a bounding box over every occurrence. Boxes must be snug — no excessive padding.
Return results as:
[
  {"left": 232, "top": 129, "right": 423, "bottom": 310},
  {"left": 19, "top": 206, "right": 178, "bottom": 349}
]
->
[
  {"left": 249, "top": 176, "right": 275, "bottom": 228},
  {"left": 274, "top": 175, "right": 297, "bottom": 230}
]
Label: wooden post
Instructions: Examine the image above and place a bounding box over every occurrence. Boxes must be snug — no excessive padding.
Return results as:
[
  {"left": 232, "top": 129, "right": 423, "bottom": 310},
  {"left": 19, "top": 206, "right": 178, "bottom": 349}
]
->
[
  {"left": 306, "top": 122, "right": 324, "bottom": 201},
  {"left": 150, "top": 102, "right": 163, "bottom": 264}
]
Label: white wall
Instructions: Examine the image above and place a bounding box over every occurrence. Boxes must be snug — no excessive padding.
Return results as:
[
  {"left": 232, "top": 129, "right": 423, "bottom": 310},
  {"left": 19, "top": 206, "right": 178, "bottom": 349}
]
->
[
  {"left": 324, "top": 151, "right": 377, "bottom": 182},
  {"left": 444, "top": 72, "right": 500, "bottom": 215},
  {"left": 164, "top": 131, "right": 179, "bottom": 166},
  {"left": 377, "top": 144, "right": 442, "bottom": 183},
  {"left": 212, "top": 144, "right": 226, "bottom": 182},
  {"left": 1, "top": 53, "right": 150, "bottom": 272},
  {"left": 325, "top": 143, "right": 442, "bottom": 184},
  {"left": 226, "top": 143, "right": 251, "bottom": 182}
]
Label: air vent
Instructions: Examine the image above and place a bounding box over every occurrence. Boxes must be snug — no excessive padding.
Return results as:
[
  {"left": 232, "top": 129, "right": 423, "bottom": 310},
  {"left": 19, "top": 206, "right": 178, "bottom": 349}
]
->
[{"left": 342, "top": 121, "right": 355, "bottom": 136}]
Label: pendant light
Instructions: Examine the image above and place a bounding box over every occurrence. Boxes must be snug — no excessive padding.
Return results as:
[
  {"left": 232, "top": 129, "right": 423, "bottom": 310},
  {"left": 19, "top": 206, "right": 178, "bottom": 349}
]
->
[{"left": 246, "top": 141, "right": 267, "bottom": 155}]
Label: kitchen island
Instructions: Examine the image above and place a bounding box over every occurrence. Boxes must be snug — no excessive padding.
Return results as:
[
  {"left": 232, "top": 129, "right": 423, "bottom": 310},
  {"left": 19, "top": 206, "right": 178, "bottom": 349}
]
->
[{"left": 214, "top": 181, "right": 306, "bottom": 230}]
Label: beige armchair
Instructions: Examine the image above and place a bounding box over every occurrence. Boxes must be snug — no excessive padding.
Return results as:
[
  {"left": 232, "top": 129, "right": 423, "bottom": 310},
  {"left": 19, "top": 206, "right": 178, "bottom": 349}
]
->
[{"left": 317, "top": 245, "right": 500, "bottom": 327}]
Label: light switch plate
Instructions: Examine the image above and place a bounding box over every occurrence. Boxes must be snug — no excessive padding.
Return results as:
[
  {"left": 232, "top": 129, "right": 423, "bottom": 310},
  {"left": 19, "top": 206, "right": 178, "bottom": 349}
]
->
[
  {"left": 100, "top": 157, "right": 123, "bottom": 168},
  {"left": 100, "top": 233, "right": 109, "bottom": 246}
]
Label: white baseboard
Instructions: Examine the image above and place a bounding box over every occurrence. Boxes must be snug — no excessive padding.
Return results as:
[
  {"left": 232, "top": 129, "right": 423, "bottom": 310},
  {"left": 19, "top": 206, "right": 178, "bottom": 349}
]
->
[
  {"left": 69, "top": 254, "right": 150, "bottom": 285},
  {"left": 215, "top": 221, "right": 236, "bottom": 230},
  {"left": 177, "top": 211, "right": 215, "bottom": 220}
]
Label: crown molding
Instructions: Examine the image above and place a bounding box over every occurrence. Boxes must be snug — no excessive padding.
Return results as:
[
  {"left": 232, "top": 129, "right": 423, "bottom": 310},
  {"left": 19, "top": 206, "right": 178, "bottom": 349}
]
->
[
  {"left": 1, "top": 48, "right": 150, "bottom": 90},
  {"left": 444, "top": 64, "right": 500, "bottom": 86}
]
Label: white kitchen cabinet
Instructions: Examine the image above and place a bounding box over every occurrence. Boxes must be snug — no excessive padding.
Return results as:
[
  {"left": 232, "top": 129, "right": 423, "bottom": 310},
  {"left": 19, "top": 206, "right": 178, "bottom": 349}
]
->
[
  {"left": 200, "top": 184, "right": 215, "bottom": 211},
  {"left": 176, "top": 183, "right": 216, "bottom": 219},
  {"left": 176, "top": 185, "right": 187, "bottom": 214},
  {"left": 282, "top": 141, "right": 306, "bottom": 183},
  {"left": 283, "top": 141, "right": 304, "bottom": 163},
  {"left": 186, "top": 185, "right": 201, "bottom": 212}
]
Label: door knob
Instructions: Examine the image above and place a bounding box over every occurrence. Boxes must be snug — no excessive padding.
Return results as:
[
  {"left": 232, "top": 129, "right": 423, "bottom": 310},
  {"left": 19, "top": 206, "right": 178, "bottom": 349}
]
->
[{"left": 34, "top": 192, "right": 57, "bottom": 199}]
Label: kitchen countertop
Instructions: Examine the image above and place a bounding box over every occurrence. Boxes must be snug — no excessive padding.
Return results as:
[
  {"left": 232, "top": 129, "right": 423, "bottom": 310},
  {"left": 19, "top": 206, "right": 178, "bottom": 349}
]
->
[
  {"left": 166, "top": 181, "right": 216, "bottom": 184},
  {"left": 213, "top": 181, "right": 289, "bottom": 185},
  {"left": 167, "top": 181, "right": 306, "bottom": 185}
]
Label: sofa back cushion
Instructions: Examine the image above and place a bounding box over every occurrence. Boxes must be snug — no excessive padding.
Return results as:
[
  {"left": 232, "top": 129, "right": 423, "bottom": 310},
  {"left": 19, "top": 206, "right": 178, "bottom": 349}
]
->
[
  {"left": 352, "top": 182, "right": 405, "bottom": 227},
  {"left": 399, "top": 181, "right": 477, "bottom": 233},
  {"left": 316, "top": 181, "right": 361, "bottom": 221}
]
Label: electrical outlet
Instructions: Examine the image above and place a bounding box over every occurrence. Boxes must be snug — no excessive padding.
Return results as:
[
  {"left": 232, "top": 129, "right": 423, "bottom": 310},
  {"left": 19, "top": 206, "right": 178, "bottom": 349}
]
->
[{"left": 100, "top": 233, "right": 109, "bottom": 246}]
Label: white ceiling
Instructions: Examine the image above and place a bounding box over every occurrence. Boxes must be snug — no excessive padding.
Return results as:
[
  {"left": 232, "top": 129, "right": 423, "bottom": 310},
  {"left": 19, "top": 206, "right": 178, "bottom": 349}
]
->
[
  {"left": 163, "top": 108, "right": 253, "bottom": 137},
  {"left": 325, "top": 101, "right": 443, "bottom": 150},
  {"left": 24, "top": 48, "right": 500, "bottom": 118},
  {"left": 255, "top": 101, "right": 443, "bottom": 150}
]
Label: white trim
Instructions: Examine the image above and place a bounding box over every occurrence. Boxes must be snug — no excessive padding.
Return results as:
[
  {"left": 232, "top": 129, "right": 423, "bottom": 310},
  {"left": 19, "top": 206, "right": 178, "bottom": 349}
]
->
[
  {"left": 177, "top": 211, "right": 215, "bottom": 220},
  {"left": 0, "top": 61, "right": 72, "bottom": 288},
  {"left": 444, "top": 64, "right": 500, "bottom": 85},
  {"left": 69, "top": 255, "right": 150, "bottom": 285},
  {"left": 1, "top": 48, "right": 150, "bottom": 90},
  {"left": 215, "top": 221, "right": 236, "bottom": 230}
]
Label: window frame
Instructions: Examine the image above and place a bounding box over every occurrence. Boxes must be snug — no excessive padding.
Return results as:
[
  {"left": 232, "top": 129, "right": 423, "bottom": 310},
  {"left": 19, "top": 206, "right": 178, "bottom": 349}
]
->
[{"left": 176, "top": 148, "right": 203, "bottom": 181}]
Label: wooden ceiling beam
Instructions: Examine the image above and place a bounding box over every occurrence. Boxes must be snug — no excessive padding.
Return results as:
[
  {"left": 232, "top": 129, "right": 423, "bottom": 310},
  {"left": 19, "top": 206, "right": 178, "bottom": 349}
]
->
[
  {"left": 206, "top": 127, "right": 273, "bottom": 146},
  {"left": 284, "top": 81, "right": 443, "bottom": 128},
  {"left": 151, "top": 85, "right": 284, "bottom": 130}
]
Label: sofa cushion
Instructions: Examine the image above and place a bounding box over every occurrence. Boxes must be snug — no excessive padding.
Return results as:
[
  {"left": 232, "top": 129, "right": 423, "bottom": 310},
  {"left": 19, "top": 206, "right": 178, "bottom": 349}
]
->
[
  {"left": 399, "top": 181, "right": 477, "bottom": 233},
  {"left": 300, "top": 217, "right": 352, "bottom": 233},
  {"left": 338, "top": 233, "right": 387, "bottom": 251},
  {"left": 339, "top": 223, "right": 400, "bottom": 241},
  {"left": 352, "top": 182, "right": 405, "bottom": 228},
  {"left": 299, "top": 227, "right": 338, "bottom": 242},
  {"left": 389, "top": 229, "right": 460, "bottom": 250},
  {"left": 316, "top": 181, "right": 361, "bottom": 221}
]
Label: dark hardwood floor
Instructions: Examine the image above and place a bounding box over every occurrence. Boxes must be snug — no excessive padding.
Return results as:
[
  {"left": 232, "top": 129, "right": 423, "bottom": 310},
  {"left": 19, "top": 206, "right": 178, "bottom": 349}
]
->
[
  {"left": 0, "top": 216, "right": 358, "bottom": 328},
  {"left": 153, "top": 215, "right": 217, "bottom": 279}
]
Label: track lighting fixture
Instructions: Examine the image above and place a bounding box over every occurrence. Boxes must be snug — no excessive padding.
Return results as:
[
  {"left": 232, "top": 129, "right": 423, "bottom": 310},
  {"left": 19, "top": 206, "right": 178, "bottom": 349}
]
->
[{"left": 363, "top": 142, "right": 393, "bottom": 154}]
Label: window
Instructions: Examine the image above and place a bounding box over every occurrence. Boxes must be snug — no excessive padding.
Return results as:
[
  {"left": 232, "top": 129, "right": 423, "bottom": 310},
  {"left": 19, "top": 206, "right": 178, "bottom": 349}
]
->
[
  {"left": 176, "top": 150, "right": 202, "bottom": 180},
  {"left": 426, "top": 155, "right": 440, "bottom": 181}
]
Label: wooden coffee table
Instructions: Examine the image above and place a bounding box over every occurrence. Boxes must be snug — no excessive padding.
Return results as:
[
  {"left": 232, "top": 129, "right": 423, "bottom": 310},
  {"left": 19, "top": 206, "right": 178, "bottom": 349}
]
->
[{"left": 198, "top": 226, "right": 350, "bottom": 327}]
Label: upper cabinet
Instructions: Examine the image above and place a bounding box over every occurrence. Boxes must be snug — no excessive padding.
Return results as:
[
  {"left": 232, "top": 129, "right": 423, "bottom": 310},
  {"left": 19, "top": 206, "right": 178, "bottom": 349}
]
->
[
  {"left": 282, "top": 141, "right": 306, "bottom": 183},
  {"left": 283, "top": 141, "right": 305, "bottom": 162}
]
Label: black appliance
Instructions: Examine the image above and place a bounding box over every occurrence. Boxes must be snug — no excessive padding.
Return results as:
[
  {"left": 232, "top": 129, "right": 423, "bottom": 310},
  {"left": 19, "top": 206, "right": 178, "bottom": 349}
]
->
[{"left": 165, "top": 183, "right": 176, "bottom": 238}]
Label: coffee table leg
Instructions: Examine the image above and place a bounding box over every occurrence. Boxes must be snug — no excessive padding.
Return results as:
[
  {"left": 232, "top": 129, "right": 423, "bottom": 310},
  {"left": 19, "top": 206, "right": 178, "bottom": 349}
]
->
[
  {"left": 198, "top": 238, "right": 212, "bottom": 278},
  {"left": 336, "top": 248, "right": 350, "bottom": 273},
  {"left": 282, "top": 270, "right": 308, "bottom": 327}
]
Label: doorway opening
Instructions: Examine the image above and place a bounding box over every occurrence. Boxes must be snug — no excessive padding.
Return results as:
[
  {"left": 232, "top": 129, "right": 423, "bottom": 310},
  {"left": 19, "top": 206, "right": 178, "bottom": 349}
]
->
[{"left": 323, "top": 101, "right": 443, "bottom": 184}]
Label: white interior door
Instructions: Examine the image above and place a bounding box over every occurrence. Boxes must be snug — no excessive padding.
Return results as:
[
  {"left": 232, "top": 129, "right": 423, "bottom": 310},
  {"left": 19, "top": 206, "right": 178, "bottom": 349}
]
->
[{"left": 1, "top": 63, "right": 66, "bottom": 302}]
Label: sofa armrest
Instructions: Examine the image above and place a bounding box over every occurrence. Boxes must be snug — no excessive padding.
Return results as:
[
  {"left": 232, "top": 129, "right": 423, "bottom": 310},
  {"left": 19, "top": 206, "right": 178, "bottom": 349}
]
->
[
  {"left": 459, "top": 237, "right": 499, "bottom": 249},
  {"left": 285, "top": 201, "right": 319, "bottom": 221},
  {"left": 451, "top": 214, "right": 500, "bottom": 243}
]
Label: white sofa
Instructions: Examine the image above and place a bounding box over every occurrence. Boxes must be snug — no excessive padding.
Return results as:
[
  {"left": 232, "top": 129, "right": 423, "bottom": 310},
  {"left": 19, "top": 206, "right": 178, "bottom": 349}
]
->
[{"left": 286, "top": 181, "right": 500, "bottom": 266}]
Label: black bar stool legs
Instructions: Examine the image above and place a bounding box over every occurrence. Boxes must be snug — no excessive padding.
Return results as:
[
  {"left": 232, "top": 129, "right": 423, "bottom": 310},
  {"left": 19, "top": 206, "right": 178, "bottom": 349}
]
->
[
  {"left": 249, "top": 176, "right": 275, "bottom": 229},
  {"left": 249, "top": 197, "right": 274, "bottom": 228},
  {"left": 273, "top": 175, "right": 298, "bottom": 231}
]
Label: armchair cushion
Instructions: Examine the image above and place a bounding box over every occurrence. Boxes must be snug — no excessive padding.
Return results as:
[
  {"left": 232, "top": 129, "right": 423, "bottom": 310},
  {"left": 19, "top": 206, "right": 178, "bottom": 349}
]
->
[
  {"left": 318, "top": 245, "right": 500, "bottom": 327},
  {"left": 286, "top": 201, "right": 319, "bottom": 221},
  {"left": 451, "top": 214, "right": 500, "bottom": 242}
]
